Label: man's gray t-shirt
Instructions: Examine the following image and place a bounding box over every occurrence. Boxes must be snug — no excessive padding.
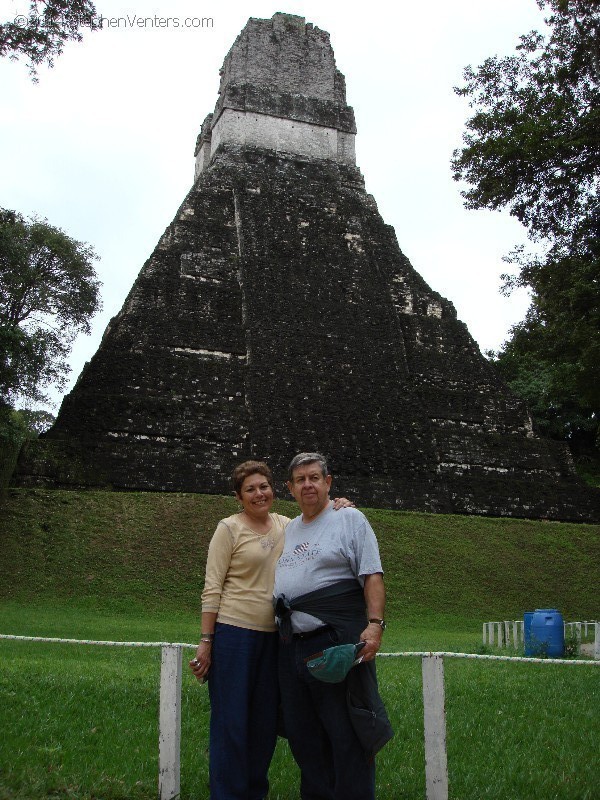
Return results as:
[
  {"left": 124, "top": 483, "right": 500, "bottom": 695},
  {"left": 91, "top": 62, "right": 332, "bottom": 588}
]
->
[{"left": 274, "top": 504, "right": 383, "bottom": 633}]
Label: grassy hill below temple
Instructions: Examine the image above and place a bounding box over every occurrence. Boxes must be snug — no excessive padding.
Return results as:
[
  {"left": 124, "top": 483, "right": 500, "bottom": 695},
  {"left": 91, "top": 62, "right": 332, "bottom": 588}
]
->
[{"left": 0, "top": 487, "right": 598, "bottom": 623}]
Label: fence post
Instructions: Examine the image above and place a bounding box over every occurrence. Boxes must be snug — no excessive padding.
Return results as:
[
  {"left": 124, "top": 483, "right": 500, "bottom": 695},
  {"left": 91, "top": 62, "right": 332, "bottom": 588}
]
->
[
  {"left": 488, "top": 622, "right": 494, "bottom": 646},
  {"left": 512, "top": 621, "right": 519, "bottom": 649},
  {"left": 422, "top": 655, "right": 448, "bottom": 800},
  {"left": 504, "top": 622, "right": 510, "bottom": 648},
  {"left": 482, "top": 622, "right": 487, "bottom": 646},
  {"left": 595, "top": 623, "right": 600, "bottom": 661},
  {"left": 159, "top": 644, "right": 182, "bottom": 800}
]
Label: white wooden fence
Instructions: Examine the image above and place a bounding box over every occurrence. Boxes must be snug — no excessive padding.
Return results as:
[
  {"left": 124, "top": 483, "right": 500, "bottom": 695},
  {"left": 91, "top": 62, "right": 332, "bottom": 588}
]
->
[
  {"left": 2, "top": 632, "right": 600, "bottom": 800},
  {"left": 483, "top": 619, "right": 600, "bottom": 657}
]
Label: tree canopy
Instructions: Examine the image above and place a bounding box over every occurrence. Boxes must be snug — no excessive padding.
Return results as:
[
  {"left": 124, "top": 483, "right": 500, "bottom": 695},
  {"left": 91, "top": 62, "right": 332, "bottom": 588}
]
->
[
  {"left": 0, "top": 208, "right": 101, "bottom": 407},
  {"left": 452, "top": 0, "right": 598, "bottom": 241},
  {"left": 452, "top": 0, "right": 599, "bottom": 454},
  {"left": 0, "top": 0, "right": 99, "bottom": 78}
]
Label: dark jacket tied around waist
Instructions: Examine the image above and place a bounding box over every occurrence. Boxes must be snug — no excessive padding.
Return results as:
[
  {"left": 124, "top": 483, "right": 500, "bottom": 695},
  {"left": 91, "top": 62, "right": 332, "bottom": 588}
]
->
[{"left": 274, "top": 579, "right": 394, "bottom": 757}]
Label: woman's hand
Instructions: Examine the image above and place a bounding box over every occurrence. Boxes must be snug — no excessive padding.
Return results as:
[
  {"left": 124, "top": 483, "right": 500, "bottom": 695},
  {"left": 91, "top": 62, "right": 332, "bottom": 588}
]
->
[
  {"left": 189, "top": 640, "right": 212, "bottom": 682},
  {"left": 332, "top": 497, "right": 355, "bottom": 510}
]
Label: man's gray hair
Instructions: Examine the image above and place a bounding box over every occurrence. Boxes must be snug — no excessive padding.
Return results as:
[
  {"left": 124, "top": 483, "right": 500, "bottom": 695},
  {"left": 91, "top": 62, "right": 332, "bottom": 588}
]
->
[{"left": 287, "top": 452, "right": 329, "bottom": 481}]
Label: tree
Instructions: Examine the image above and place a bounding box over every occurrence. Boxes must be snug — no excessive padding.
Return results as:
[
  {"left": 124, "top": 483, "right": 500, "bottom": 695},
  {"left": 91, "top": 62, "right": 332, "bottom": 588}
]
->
[
  {"left": 0, "top": 403, "right": 55, "bottom": 487},
  {"left": 0, "top": 208, "right": 101, "bottom": 407},
  {"left": 487, "top": 322, "right": 598, "bottom": 455},
  {"left": 452, "top": 0, "right": 599, "bottom": 454},
  {"left": 0, "top": 0, "right": 99, "bottom": 78}
]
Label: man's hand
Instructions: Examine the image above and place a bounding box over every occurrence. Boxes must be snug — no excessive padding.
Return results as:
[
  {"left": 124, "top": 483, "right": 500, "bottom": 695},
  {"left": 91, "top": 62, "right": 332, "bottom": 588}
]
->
[
  {"left": 358, "top": 622, "right": 383, "bottom": 661},
  {"left": 360, "top": 572, "right": 385, "bottom": 661}
]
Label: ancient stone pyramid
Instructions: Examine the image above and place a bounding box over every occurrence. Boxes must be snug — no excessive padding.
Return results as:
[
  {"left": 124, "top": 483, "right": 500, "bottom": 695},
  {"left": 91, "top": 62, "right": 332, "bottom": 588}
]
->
[{"left": 16, "top": 12, "right": 599, "bottom": 521}]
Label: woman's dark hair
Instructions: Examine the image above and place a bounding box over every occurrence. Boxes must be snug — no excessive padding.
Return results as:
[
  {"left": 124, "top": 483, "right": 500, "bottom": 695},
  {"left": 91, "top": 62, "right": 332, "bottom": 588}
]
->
[{"left": 232, "top": 460, "right": 274, "bottom": 496}]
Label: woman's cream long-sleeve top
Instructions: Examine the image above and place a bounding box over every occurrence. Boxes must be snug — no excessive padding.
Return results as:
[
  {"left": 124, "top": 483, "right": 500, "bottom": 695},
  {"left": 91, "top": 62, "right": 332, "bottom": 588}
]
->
[{"left": 201, "top": 513, "right": 290, "bottom": 632}]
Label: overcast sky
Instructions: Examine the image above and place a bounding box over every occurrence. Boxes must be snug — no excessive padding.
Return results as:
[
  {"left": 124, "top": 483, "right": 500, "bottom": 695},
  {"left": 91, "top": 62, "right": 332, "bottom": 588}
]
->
[{"left": 1, "top": 0, "right": 547, "bottom": 411}]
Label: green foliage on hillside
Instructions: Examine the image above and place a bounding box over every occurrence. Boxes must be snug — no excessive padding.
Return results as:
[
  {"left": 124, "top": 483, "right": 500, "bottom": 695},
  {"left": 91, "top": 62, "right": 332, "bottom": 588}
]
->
[
  {"left": 0, "top": 488, "right": 597, "bottom": 621},
  {"left": 0, "top": 406, "right": 54, "bottom": 489}
]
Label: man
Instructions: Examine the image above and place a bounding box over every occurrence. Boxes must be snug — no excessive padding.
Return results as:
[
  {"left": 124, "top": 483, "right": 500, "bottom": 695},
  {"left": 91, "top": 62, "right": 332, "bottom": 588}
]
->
[{"left": 274, "top": 452, "right": 392, "bottom": 800}]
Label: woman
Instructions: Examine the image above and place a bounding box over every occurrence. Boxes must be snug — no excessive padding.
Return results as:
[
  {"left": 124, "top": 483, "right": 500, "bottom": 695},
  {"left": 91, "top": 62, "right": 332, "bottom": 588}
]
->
[{"left": 189, "top": 460, "right": 351, "bottom": 800}]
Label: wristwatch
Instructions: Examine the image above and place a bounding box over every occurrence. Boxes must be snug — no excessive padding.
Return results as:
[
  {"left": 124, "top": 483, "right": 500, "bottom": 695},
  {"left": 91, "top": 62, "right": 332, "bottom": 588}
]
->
[{"left": 369, "top": 618, "right": 386, "bottom": 631}]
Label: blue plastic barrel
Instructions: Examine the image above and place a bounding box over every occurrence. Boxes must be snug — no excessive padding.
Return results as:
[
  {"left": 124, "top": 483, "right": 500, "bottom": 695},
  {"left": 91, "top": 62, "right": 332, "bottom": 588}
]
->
[
  {"left": 530, "top": 608, "right": 564, "bottom": 657},
  {"left": 523, "top": 611, "right": 535, "bottom": 656}
]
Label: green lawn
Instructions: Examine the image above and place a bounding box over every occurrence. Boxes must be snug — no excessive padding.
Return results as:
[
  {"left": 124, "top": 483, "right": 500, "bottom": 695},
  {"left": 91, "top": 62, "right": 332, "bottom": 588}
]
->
[
  {"left": 1, "top": 604, "right": 598, "bottom": 800},
  {"left": 0, "top": 489, "right": 598, "bottom": 798}
]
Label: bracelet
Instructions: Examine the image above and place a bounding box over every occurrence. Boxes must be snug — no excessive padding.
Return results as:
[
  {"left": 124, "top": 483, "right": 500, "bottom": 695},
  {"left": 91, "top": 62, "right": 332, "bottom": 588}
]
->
[
  {"left": 201, "top": 632, "right": 214, "bottom": 639},
  {"left": 200, "top": 637, "right": 213, "bottom": 644}
]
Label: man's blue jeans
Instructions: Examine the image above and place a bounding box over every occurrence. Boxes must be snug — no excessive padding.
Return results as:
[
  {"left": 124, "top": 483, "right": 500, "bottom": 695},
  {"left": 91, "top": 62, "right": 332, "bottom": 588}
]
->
[
  {"left": 208, "top": 622, "right": 279, "bottom": 800},
  {"left": 278, "top": 627, "right": 376, "bottom": 800}
]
